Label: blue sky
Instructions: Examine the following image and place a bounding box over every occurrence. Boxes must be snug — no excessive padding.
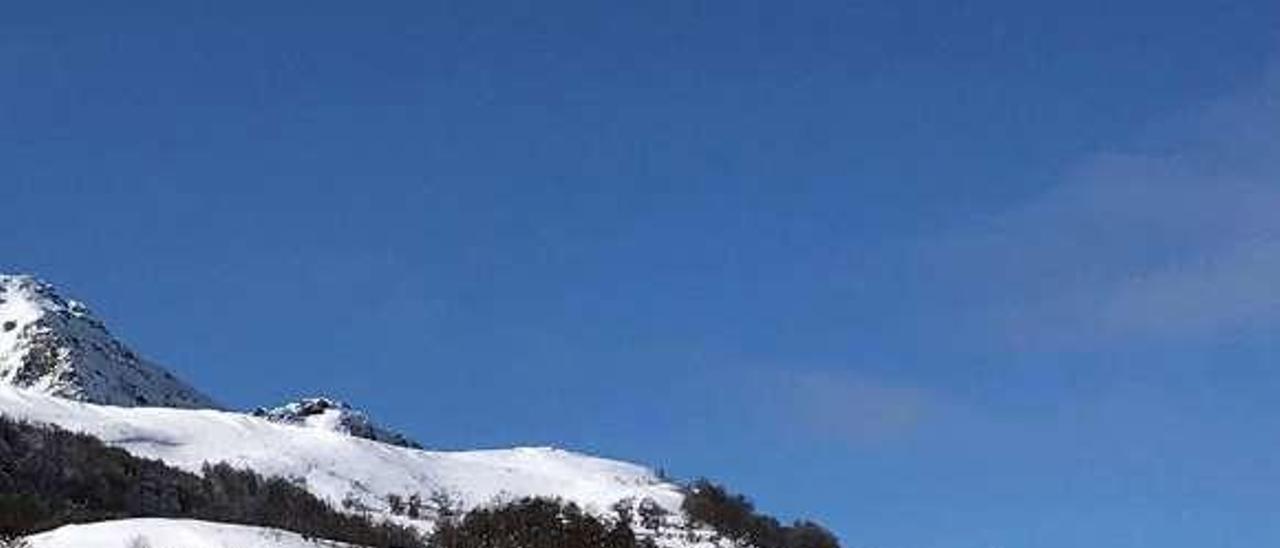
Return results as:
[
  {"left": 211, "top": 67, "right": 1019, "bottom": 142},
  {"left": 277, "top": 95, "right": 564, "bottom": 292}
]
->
[{"left": 4, "top": 2, "right": 1280, "bottom": 547}]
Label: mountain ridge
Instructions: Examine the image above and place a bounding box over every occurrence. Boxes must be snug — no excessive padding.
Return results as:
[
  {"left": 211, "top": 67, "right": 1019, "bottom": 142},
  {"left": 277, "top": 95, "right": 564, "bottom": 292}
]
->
[
  {"left": 0, "top": 274, "right": 416, "bottom": 449},
  {"left": 0, "top": 273, "right": 840, "bottom": 548},
  {"left": 0, "top": 273, "right": 686, "bottom": 526},
  {"left": 0, "top": 274, "right": 217, "bottom": 409},
  {"left": 0, "top": 383, "right": 686, "bottom": 532}
]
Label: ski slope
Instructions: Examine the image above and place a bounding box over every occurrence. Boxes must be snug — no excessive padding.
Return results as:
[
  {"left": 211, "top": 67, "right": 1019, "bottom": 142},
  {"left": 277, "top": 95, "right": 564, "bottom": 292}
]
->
[
  {"left": 26, "top": 518, "right": 355, "bottom": 548},
  {"left": 0, "top": 385, "right": 684, "bottom": 527}
]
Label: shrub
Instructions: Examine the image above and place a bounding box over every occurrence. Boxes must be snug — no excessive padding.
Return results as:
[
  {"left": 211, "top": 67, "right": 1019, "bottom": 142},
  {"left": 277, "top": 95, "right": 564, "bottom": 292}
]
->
[
  {"left": 430, "top": 497, "right": 652, "bottom": 548},
  {"left": 637, "top": 498, "right": 669, "bottom": 533},
  {"left": 682, "top": 479, "right": 839, "bottom": 548},
  {"left": 388, "top": 494, "right": 406, "bottom": 515},
  {"left": 0, "top": 536, "right": 32, "bottom": 548}
]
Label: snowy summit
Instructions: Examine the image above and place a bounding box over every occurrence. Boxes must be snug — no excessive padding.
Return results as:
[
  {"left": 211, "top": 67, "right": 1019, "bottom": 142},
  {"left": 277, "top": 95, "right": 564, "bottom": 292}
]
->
[
  {"left": 0, "top": 274, "right": 217, "bottom": 409},
  {"left": 254, "top": 396, "right": 423, "bottom": 449}
]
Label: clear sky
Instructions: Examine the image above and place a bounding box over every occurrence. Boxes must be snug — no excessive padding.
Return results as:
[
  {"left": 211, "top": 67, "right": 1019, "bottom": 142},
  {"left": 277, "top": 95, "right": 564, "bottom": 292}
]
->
[{"left": 4, "top": 2, "right": 1280, "bottom": 547}]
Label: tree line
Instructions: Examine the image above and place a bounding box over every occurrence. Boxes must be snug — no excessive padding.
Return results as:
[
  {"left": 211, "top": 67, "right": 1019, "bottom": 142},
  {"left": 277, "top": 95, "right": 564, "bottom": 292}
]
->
[
  {"left": 0, "top": 416, "right": 423, "bottom": 547},
  {"left": 0, "top": 416, "right": 840, "bottom": 548},
  {"left": 681, "top": 479, "right": 839, "bottom": 548}
]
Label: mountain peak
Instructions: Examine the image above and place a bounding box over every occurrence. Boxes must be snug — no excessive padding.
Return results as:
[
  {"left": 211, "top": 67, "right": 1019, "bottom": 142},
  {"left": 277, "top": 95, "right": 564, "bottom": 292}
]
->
[
  {"left": 0, "top": 274, "right": 98, "bottom": 325},
  {"left": 0, "top": 273, "right": 217, "bottom": 409},
  {"left": 253, "top": 396, "right": 422, "bottom": 449}
]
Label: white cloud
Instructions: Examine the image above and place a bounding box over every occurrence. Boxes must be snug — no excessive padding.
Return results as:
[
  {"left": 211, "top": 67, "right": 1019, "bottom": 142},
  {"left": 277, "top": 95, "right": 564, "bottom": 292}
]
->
[
  {"left": 930, "top": 71, "right": 1280, "bottom": 347},
  {"left": 781, "top": 372, "right": 934, "bottom": 443}
]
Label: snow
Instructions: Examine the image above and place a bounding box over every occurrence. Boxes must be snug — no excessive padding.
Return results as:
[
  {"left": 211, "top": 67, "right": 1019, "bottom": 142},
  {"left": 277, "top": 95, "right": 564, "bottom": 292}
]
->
[
  {"left": 0, "top": 384, "right": 685, "bottom": 530},
  {"left": 0, "top": 273, "right": 700, "bottom": 544},
  {"left": 26, "top": 518, "right": 356, "bottom": 548},
  {"left": 0, "top": 275, "right": 217, "bottom": 409},
  {"left": 254, "top": 397, "right": 422, "bottom": 449}
]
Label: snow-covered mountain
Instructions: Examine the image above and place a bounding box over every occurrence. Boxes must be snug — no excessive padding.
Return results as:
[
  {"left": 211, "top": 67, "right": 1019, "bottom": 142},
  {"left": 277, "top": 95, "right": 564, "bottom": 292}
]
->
[
  {"left": 0, "top": 274, "right": 216, "bottom": 409},
  {"left": 0, "top": 384, "right": 685, "bottom": 533},
  {"left": 254, "top": 397, "right": 423, "bottom": 449},
  {"left": 0, "top": 273, "right": 716, "bottom": 546}
]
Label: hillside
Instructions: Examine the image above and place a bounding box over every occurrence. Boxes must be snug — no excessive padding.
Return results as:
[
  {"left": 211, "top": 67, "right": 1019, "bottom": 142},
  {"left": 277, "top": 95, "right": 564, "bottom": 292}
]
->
[
  {"left": 0, "top": 385, "right": 683, "bottom": 531},
  {"left": 0, "top": 274, "right": 838, "bottom": 548}
]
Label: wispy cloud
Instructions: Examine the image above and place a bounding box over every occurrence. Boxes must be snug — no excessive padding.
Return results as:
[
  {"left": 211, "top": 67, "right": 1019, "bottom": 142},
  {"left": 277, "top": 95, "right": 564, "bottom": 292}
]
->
[
  {"left": 929, "top": 70, "right": 1280, "bottom": 348},
  {"left": 779, "top": 371, "right": 937, "bottom": 444},
  {"left": 763, "top": 72, "right": 1280, "bottom": 447}
]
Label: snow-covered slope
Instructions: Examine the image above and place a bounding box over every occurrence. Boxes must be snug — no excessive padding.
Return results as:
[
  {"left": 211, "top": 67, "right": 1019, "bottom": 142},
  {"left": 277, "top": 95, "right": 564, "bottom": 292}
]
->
[
  {"left": 0, "top": 275, "right": 216, "bottom": 409},
  {"left": 27, "top": 518, "right": 355, "bottom": 548},
  {"left": 254, "top": 397, "right": 422, "bottom": 449},
  {"left": 0, "top": 384, "right": 684, "bottom": 529},
  {"left": 0, "top": 273, "right": 706, "bottom": 545}
]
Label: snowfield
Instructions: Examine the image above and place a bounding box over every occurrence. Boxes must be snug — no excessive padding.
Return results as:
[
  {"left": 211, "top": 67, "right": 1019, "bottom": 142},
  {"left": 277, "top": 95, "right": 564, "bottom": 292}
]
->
[
  {"left": 0, "top": 385, "right": 685, "bottom": 529},
  {"left": 27, "top": 518, "right": 356, "bottom": 548}
]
